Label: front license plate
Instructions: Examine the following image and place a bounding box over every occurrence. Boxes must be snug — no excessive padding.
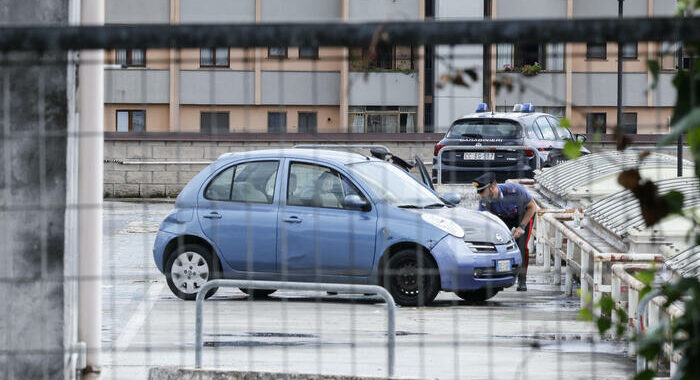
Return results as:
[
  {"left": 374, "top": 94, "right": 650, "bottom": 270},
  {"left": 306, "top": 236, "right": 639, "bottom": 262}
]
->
[
  {"left": 464, "top": 152, "right": 495, "bottom": 160},
  {"left": 496, "top": 260, "right": 511, "bottom": 273}
]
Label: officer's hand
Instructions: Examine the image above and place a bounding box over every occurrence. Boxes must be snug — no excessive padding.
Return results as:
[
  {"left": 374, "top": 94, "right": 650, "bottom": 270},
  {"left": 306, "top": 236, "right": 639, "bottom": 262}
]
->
[{"left": 512, "top": 227, "right": 524, "bottom": 239}]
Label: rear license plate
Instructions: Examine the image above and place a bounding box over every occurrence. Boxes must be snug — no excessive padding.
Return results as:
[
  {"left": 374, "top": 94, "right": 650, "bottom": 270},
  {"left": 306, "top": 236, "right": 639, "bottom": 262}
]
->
[
  {"left": 496, "top": 260, "right": 511, "bottom": 273},
  {"left": 464, "top": 152, "right": 495, "bottom": 160}
]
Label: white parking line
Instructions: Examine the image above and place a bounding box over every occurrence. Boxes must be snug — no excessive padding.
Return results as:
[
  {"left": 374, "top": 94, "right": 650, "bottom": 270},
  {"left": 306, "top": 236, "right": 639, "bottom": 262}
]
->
[{"left": 114, "top": 282, "right": 165, "bottom": 351}]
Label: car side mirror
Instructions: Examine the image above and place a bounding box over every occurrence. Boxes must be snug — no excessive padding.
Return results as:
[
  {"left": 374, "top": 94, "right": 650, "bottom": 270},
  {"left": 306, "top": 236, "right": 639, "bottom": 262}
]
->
[
  {"left": 343, "top": 195, "right": 370, "bottom": 211},
  {"left": 575, "top": 134, "right": 587, "bottom": 143},
  {"left": 442, "top": 192, "right": 462, "bottom": 205}
]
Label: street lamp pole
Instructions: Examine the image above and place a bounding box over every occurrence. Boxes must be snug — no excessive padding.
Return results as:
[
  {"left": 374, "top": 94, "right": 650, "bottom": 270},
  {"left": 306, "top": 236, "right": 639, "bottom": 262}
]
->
[{"left": 617, "top": 0, "right": 624, "bottom": 135}]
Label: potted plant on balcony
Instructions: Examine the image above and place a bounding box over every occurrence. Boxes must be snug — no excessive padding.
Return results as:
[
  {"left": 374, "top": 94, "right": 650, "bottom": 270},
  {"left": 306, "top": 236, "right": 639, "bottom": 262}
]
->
[
  {"left": 520, "top": 62, "right": 543, "bottom": 76},
  {"left": 503, "top": 63, "right": 513, "bottom": 71}
]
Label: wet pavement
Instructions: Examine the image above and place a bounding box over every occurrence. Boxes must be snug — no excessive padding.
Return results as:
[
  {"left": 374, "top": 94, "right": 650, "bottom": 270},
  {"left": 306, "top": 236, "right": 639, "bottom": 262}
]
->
[{"left": 102, "top": 201, "right": 634, "bottom": 379}]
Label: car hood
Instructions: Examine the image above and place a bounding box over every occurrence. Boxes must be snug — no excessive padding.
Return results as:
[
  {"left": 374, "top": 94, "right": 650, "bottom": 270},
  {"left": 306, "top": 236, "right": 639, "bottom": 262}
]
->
[{"left": 413, "top": 206, "right": 514, "bottom": 245}]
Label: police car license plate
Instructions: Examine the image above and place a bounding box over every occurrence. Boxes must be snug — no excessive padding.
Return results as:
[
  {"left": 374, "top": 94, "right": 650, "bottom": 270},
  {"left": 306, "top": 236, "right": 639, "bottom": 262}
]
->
[
  {"left": 464, "top": 152, "right": 495, "bottom": 160},
  {"left": 496, "top": 260, "right": 511, "bottom": 273}
]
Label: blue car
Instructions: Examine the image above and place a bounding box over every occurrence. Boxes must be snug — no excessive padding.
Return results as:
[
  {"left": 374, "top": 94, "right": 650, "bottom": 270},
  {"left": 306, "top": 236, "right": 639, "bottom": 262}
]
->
[{"left": 153, "top": 149, "right": 522, "bottom": 306}]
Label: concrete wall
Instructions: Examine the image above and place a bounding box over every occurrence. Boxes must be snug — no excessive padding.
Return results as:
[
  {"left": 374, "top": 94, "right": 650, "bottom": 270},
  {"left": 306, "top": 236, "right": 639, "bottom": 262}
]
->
[
  {"left": 261, "top": 0, "right": 342, "bottom": 21},
  {"left": 180, "top": 70, "right": 255, "bottom": 105},
  {"left": 104, "top": 138, "right": 438, "bottom": 198},
  {"left": 572, "top": 73, "right": 649, "bottom": 107},
  {"left": 434, "top": 0, "right": 483, "bottom": 132},
  {"left": 180, "top": 0, "right": 256, "bottom": 23},
  {"left": 348, "top": 72, "right": 419, "bottom": 106},
  {"left": 0, "top": 1, "right": 69, "bottom": 378},
  {"left": 105, "top": 69, "right": 170, "bottom": 104},
  {"left": 496, "top": 0, "right": 566, "bottom": 19},
  {"left": 349, "top": 0, "right": 420, "bottom": 21},
  {"left": 572, "top": 0, "right": 648, "bottom": 18},
  {"left": 261, "top": 71, "right": 340, "bottom": 105},
  {"left": 105, "top": 0, "right": 170, "bottom": 24},
  {"left": 497, "top": 72, "right": 567, "bottom": 107}
]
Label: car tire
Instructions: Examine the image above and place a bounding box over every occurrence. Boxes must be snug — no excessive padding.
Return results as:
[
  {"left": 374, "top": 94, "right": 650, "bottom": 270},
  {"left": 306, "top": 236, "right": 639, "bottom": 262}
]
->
[
  {"left": 455, "top": 288, "right": 500, "bottom": 303},
  {"left": 239, "top": 288, "right": 277, "bottom": 298},
  {"left": 165, "top": 244, "right": 219, "bottom": 301},
  {"left": 383, "top": 249, "right": 440, "bottom": 307}
]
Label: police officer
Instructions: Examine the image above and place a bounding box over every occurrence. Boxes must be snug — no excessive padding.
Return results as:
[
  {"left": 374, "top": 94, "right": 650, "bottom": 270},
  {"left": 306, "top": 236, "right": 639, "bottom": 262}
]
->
[{"left": 473, "top": 173, "right": 537, "bottom": 291}]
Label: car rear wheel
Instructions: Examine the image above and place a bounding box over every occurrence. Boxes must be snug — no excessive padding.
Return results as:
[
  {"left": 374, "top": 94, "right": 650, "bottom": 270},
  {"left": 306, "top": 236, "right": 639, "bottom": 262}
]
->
[
  {"left": 455, "top": 288, "right": 500, "bottom": 303},
  {"left": 239, "top": 288, "right": 277, "bottom": 298},
  {"left": 165, "top": 244, "right": 219, "bottom": 301},
  {"left": 383, "top": 249, "right": 440, "bottom": 306}
]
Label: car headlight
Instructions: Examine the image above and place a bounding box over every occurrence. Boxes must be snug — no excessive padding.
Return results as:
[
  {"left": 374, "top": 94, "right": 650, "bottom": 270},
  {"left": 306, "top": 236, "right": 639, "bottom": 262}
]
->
[{"left": 421, "top": 213, "right": 465, "bottom": 238}]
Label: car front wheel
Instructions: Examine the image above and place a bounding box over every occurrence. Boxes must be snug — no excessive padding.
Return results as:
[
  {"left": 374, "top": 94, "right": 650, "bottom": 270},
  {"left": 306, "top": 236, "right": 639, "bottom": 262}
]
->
[
  {"left": 383, "top": 249, "right": 440, "bottom": 306},
  {"left": 455, "top": 288, "right": 500, "bottom": 303},
  {"left": 165, "top": 244, "right": 219, "bottom": 301}
]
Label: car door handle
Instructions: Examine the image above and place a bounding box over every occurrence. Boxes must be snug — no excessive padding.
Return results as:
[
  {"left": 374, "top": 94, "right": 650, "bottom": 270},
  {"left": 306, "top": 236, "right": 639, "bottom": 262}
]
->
[
  {"left": 283, "top": 216, "right": 302, "bottom": 224},
  {"left": 203, "top": 212, "right": 222, "bottom": 219}
]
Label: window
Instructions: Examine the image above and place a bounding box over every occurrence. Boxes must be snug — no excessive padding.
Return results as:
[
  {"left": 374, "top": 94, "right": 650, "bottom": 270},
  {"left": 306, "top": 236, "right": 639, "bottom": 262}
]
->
[
  {"left": 497, "top": 43, "right": 563, "bottom": 71},
  {"left": 586, "top": 43, "right": 607, "bottom": 60},
  {"left": 268, "top": 112, "right": 287, "bottom": 133},
  {"left": 535, "top": 117, "right": 557, "bottom": 140},
  {"left": 116, "top": 49, "right": 145, "bottom": 67},
  {"left": 447, "top": 119, "right": 521, "bottom": 139},
  {"left": 200, "top": 48, "right": 229, "bottom": 67},
  {"left": 205, "top": 161, "right": 279, "bottom": 203},
  {"left": 547, "top": 116, "right": 574, "bottom": 140},
  {"left": 348, "top": 106, "right": 416, "bottom": 133},
  {"left": 200, "top": 112, "right": 229, "bottom": 134},
  {"left": 116, "top": 110, "right": 145, "bottom": 132},
  {"left": 349, "top": 46, "right": 417, "bottom": 71},
  {"left": 268, "top": 47, "right": 287, "bottom": 59},
  {"left": 622, "top": 112, "right": 638, "bottom": 134},
  {"left": 299, "top": 47, "right": 319, "bottom": 59},
  {"left": 621, "top": 43, "right": 637, "bottom": 60},
  {"left": 287, "top": 162, "right": 364, "bottom": 209},
  {"left": 586, "top": 113, "right": 607, "bottom": 134},
  {"left": 298, "top": 112, "right": 317, "bottom": 134}
]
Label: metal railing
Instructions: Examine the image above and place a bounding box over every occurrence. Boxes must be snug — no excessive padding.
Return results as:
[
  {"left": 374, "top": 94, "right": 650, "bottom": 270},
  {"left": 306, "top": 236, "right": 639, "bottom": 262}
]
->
[
  {"left": 195, "top": 280, "right": 397, "bottom": 377},
  {"left": 435, "top": 145, "right": 541, "bottom": 185}
]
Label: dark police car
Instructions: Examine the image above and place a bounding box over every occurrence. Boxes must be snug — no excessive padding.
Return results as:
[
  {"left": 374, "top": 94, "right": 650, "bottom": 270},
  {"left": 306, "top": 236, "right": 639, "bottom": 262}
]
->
[{"left": 432, "top": 103, "right": 588, "bottom": 184}]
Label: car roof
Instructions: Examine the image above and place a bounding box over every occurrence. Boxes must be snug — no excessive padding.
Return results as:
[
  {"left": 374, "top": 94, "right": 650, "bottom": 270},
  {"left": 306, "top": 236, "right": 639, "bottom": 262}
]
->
[
  {"left": 217, "top": 148, "right": 377, "bottom": 166},
  {"left": 454, "top": 111, "right": 554, "bottom": 125}
]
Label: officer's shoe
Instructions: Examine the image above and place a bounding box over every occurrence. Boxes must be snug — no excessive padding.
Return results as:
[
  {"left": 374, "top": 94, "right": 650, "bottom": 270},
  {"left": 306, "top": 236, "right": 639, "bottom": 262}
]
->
[{"left": 516, "top": 282, "right": 527, "bottom": 292}]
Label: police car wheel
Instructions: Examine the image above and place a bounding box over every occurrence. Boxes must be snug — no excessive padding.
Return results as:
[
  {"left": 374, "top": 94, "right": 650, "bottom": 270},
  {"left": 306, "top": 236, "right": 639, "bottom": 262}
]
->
[{"left": 383, "top": 249, "right": 440, "bottom": 307}]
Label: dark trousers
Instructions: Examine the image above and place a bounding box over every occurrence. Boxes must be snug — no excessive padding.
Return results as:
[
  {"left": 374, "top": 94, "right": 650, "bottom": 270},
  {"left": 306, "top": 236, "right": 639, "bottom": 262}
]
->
[{"left": 516, "top": 219, "right": 534, "bottom": 283}]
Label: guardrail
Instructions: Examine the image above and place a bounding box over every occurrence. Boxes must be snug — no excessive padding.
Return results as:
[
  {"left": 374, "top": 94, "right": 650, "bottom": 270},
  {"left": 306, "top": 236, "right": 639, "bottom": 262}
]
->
[
  {"left": 435, "top": 145, "right": 541, "bottom": 185},
  {"left": 538, "top": 212, "right": 664, "bottom": 314},
  {"left": 195, "top": 280, "right": 397, "bottom": 377}
]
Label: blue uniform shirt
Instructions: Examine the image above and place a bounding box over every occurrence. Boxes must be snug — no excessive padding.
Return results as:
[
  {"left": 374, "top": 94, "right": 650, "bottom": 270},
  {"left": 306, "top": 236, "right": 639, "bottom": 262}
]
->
[{"left": 478, "top": 183, "right": 533, "bottom": 228}]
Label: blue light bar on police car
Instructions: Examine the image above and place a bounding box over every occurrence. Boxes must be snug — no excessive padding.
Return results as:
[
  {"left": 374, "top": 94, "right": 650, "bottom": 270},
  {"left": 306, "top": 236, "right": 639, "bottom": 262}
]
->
[
  {"left": 476, "top": 103, "right": 489, "bottom": 112},
  {"left": 522, "top": 103, "right": 534, "bottom": 113},
  {"left": 512, "top": 104, "right": 523, "bottom": 112}
]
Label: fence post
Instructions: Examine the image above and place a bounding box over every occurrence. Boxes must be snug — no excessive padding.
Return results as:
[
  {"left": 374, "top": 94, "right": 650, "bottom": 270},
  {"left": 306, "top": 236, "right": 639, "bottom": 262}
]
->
[
  {"left": 565, "top": 240, "right": 574, "bottom": 296},
  {"left": 553, "top": 230, "right": 563, "bottom": 285},
  {"left": 580, "top": 249, "right": 590, "bottom": 304},
  {"left": 543, "top": 221, "right": 551, "bottom": 273},
  {"left": 593, "top": 260, "right": 603, "bottom": 316}
]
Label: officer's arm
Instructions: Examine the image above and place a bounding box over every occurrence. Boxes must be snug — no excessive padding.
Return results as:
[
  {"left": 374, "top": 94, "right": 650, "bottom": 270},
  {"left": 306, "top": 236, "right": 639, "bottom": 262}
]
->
[{"left": 520, "top": 199, "right": 537, "bottom": 229}]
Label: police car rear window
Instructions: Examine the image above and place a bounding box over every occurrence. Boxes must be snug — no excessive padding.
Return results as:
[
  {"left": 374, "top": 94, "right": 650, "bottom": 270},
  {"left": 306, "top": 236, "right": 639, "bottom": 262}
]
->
[{"left": 447, "top": 119, "right": 521, "bottom": 139}]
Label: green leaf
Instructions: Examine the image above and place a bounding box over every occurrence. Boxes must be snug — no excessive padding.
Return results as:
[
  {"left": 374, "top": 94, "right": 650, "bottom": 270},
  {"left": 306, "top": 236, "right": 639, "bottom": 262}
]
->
[
  {"left": 559, "top": 117, "right": 572, "bottom": 128},
  {"left": 579, "top": 307, "right": 593, "bottom": 321},
  {"left": 646, "top": 59, "right": 660, "bottom": 90},
  {"left": 599, "top": 295, "right": 615, "bottom": 314},
  {"left": 597, "top": 316, "right": 612, "bottom": 335},
  {"left": 635, "top": 269, "right": 656, "bottom": 287},
  {"left": 662, "top": 191, "right": 685, "bottom": 215},
  {"left": 658, "top": 108, "right": 700, "bottom": 146},
  {"left": 563, "top": 140, "right": 583, "bottom": 160},
  {"left": 633, "top": 369, "right": 656, "bottom": 380}
]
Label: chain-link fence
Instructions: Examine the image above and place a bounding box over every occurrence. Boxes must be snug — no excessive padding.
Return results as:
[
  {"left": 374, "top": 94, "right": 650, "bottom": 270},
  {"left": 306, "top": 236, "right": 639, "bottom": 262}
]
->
[{"left": 1, "top": 1, "right": 699, "bottom": 379}]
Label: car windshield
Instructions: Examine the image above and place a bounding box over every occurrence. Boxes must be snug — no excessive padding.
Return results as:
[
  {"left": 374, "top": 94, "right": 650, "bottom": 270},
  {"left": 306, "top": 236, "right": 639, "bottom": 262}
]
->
[
  {"left": 447, "top": 119, "right": 521, "bottom": 139},
  {"left": 346, "top": 161, "right": 444, "bottom": 208}
]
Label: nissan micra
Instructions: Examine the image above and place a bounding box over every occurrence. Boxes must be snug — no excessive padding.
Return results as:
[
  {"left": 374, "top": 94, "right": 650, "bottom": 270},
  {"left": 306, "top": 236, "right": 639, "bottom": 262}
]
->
[{"left": 153, "top": 149, "right": 522, "bottom": 306}]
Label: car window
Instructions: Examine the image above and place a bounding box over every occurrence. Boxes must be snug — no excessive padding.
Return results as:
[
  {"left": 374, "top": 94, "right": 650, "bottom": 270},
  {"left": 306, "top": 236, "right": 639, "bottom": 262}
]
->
[
  {"left": 205, "top": 161, "right": 279, "bottom": 203},
  {"left": 535, "top": 117, "right": 557, "bottom": 140},
  {"left": 204, "top": 166, "right": 235, "bottom": 201},
  {"left": 287, "top": 162, "right": 363, "bottom": 209},
  {"left": 447, "top": 119, "right": 522, "bottom": 139},
  {"left": 528, "top": 123, "right": 544, "bottom": 139},
  {"left": 547, "top": 116, "right": 574, "bottom": 140},
  {"left": 231, "top": 161, "right": 279, "bottom": 203}
]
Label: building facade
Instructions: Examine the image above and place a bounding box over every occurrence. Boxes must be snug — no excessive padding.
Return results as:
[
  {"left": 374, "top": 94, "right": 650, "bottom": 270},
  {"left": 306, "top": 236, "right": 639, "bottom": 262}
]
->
[{"left": 104, "top": 0, "right": 428, "bottom": 135}]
